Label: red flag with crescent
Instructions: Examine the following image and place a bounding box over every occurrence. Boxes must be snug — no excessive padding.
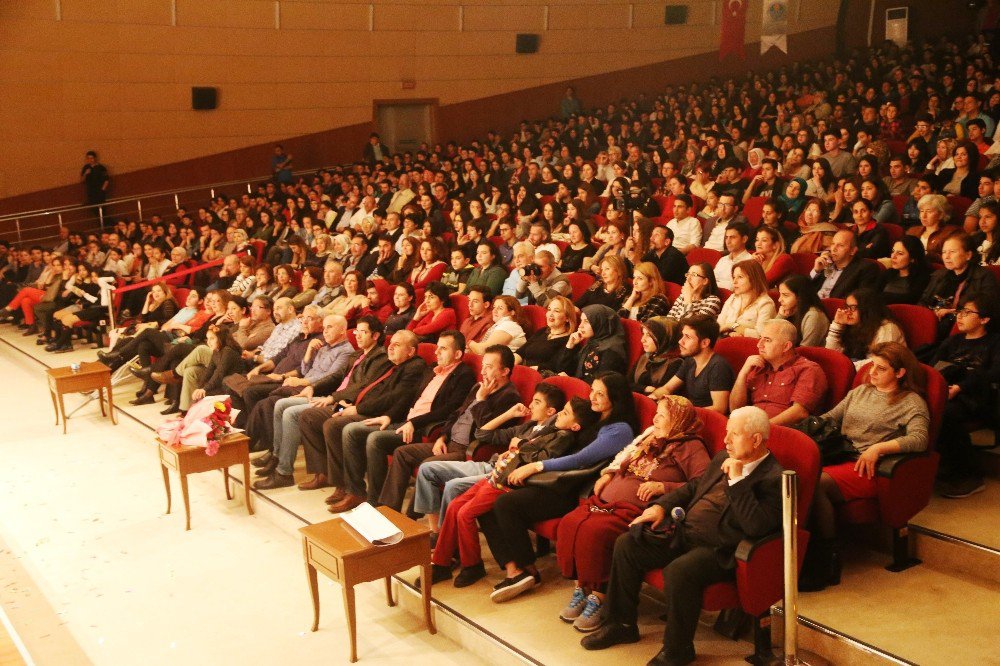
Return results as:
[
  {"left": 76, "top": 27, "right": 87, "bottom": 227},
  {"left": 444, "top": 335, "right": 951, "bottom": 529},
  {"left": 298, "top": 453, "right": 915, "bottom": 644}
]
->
[{"left": 720, "top": 0, "right": 747, "bottom": 60}]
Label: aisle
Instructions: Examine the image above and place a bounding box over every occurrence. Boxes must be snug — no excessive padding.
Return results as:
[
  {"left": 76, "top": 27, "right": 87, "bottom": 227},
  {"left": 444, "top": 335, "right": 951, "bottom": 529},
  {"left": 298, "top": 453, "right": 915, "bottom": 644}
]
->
[{"left": 0, "top": 346, "right": 478, "bottom": 666}]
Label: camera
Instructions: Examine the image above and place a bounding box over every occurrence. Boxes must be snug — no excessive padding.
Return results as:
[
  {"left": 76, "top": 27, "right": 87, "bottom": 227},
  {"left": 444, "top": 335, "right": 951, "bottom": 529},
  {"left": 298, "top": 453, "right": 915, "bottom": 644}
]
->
[{"left": 523, "top": 263, "right": 542, "bottom": 277}]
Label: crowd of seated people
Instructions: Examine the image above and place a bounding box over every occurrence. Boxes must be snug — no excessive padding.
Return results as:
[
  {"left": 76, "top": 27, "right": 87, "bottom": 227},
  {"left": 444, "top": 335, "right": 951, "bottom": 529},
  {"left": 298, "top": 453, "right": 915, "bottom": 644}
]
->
[{"left": 3, "top": 32, "right": 1000, "bottom": 665}]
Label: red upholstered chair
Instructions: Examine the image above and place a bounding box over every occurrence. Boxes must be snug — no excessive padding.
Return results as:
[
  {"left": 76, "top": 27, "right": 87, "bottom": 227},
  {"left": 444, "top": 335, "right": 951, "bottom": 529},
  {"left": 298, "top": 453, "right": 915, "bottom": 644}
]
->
[
  {"left": 743, "top": 197, "right": 766, "bottom": 227},
  {"left": 346, "top": 328, "right": 359, "bottom": 350},
  {"left": 620, "top": 317, "right": 645, "bottom": 370},
  {"left": 462, "top": 352, "right": 482, "bottom": 380},
  {"left": 883, "top": 223, "right": 904, "bottom": 245},
  {"left": 566, "top": 272, "right": 596, "bottom": 300},
  {"left": 664, "top": 281, "right": 683, "bottom": 301},
  {"left": 820, "top": 298, "right": 844, "bottom": 322},
  {"left": 172, "top": 288, "right": 190, "bottom": 306},
  {"left": 717, "top": 288, "right": 733, "bottom": 305},
  {"left": 789, "top": 253, "right": 818, "bottom": 276},
  {"left": 522, "top": 304, "right": 547, "bottom": 332},
  {"left": 553, "top": 240, "right": 569, "bottom": 254},
  {"left": 540, "top": 374, "right": 591, "bottom": 400},
  {"left": 510, "top": 365, "right": 543, "bottom": 404},
  {"left": 986, "top": 265, "right": 1000, "bottom": 282},
  {"left": 887, "top": 304, "right": 938, "bottom": 349},
  {"left": 416, "top": 343, "right": 438, "bottom": 366},
  {"left": 449, "top": 293, "right": 470, "bottom": 326},
  {"left": 947, "top": 196, "right": 973, "bottom": 221},
  {"left": 644, "top": 413, "right": 820, "bottom": 662},
  {"left": 633, "top": 392, "right": 657, "bottom": 432},
  {"left": 715, "top": 336, "right": 758, "bottom": 375},
  {"left": 371, "top": 278, "right": 395, "bottom": 309},
  {"left": 686, "top": 247, "right": 722, "bottom": 268},
  {"left": 797, "top": 346, "right": 855, "bottom": 411},
  {"left": 836, "top": 362, "right": 947, "bottom": 570},
  {"left": 249, "top": 239, "right": 267, "bottom": 262}
]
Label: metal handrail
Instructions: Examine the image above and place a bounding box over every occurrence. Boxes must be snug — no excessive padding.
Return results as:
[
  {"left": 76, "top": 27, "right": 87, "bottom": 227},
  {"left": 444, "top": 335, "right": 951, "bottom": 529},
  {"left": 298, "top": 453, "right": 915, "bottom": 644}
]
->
[
  {"left": 0, "top": 164, "right": 335, "bottom": 246},
  {"left": 0, "top": 167, "right": 325, "bottom": 223}
]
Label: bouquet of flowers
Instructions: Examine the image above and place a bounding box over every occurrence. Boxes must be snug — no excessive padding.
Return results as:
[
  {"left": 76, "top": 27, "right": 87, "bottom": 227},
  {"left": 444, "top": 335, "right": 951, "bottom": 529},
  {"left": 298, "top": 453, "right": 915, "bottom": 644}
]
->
[{"left": 156, "top": 395, "right": 238, "bottom": 456}]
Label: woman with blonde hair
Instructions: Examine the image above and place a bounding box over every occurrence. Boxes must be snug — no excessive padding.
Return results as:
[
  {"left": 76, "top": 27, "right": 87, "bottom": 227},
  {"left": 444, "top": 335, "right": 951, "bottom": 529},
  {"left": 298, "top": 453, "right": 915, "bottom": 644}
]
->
[
  {"left": 752, "top": 226, "right": 794, "bottom": 286},
  {"left": 578, "top": 254, "right": 630, "bottom": 311},
  {"left": 518, "top": 295, "right": 576, "bottom": 372},
  {"left": 619, "top": 262, "right": 671, "bottom": 322},
  {"left": 717, "top": 260, "right": 776, "bottom": 337}
]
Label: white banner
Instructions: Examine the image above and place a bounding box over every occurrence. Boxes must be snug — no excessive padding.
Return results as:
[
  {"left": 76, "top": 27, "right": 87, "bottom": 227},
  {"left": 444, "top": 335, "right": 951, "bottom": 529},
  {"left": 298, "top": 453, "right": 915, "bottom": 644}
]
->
[{"left": 761, "top": 0, "right": 788, "bottom": 54}]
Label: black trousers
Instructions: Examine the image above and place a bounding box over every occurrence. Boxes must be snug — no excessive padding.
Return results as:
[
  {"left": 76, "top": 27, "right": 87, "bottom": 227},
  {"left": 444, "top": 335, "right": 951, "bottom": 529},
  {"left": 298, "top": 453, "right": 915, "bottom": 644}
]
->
[
  {"left": 245, "top": 385, "right": 299, "bottom": 450},
  {"left": 605, "top": 532, "right": 731, "bottom": 664},
  {"left": 377, "top": 440, "right": 464, "bottom": 512},
  {"left": 479, "top": 485, "right": 578, "bottom": 569},
  {"left": 937, "top": 399, "right": 981, "bottom": 479}
]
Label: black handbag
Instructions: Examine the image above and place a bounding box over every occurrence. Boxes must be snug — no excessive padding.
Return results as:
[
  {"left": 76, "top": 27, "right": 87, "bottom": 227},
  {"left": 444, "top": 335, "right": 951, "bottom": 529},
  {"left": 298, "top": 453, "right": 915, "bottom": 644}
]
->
[{"left": 790, "top": 415, "right": 858, "bottom": 466}]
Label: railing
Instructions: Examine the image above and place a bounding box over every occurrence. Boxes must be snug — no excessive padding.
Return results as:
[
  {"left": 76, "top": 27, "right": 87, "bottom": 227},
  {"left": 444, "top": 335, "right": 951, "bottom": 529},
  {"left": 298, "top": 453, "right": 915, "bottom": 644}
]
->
[{"left": 0, "top": 165, "right": 330, "bottom": 248}]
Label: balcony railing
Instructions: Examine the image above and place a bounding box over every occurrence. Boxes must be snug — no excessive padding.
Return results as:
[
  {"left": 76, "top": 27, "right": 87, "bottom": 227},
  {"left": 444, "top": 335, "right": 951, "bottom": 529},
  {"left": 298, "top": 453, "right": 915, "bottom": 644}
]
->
[{"left": 0, "top": 165, "right": 329, "bottom": 247}]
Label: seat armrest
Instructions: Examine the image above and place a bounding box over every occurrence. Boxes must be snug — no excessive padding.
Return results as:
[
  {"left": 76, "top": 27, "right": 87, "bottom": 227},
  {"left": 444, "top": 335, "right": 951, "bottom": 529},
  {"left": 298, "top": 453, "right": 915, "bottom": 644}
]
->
[
  {"left": 877, "top": 452, "right": 930, "bottom": 478},
  {"left": 526, "top": 459, "right": 609, "bottom": 490},
  {"left": 734, "top": 533, "right": 782, "bottom": 563}
]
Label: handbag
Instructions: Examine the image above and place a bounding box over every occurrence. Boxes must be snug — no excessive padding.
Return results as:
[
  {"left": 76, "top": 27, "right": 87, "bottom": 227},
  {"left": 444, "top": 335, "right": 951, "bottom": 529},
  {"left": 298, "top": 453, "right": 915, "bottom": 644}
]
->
[{"left": 790, "top": 415, "right": 858, "bottom": 466}]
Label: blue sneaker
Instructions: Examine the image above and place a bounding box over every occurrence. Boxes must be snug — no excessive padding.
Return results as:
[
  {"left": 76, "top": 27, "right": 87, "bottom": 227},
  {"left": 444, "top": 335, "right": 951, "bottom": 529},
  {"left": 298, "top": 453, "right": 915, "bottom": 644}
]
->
[
  {"left": 559, "top": 586, "right": 588, "bottom": 622},
  {"left": 573, "top": 593, "right": 607, "bottom": 632}
]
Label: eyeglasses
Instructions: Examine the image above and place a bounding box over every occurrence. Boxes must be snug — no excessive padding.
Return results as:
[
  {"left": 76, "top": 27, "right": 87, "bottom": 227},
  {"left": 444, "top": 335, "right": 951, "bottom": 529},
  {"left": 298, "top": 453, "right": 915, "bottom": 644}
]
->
[
  {"left": 956, "top": 308, "right": 981, "bottom": 317},
  {"left": 841, "top": 304, "right": 859, "bottom": 313},
  {"left": 685, "top": 272, "right": 706, "bottom": 280}
]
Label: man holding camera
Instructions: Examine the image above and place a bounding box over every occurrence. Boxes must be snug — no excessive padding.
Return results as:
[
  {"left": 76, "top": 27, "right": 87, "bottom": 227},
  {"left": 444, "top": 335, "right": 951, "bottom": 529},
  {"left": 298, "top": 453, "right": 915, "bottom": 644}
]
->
[{"left": 516, "top": 250, "right": 571, "bottom": 307}]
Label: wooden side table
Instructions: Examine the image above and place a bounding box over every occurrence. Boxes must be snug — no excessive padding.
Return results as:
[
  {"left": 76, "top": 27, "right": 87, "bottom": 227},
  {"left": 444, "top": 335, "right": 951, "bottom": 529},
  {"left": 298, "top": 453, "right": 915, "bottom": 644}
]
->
[
  {"left": 158, "top": 432, "right": 253, "bottom": 530},
  {"left": 46, "top": 362, "right": 116, "bottom": 434},
  {"left": 300, "top": 506, "right": 435, "bottom": 662}
]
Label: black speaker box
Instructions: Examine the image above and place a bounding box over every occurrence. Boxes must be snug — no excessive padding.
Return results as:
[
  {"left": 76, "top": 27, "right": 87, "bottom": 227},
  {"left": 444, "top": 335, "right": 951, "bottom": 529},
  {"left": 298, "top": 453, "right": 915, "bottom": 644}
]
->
[
  {"left": 664, "top": 5, "right": 689, "bottom": 25},
  {"left": 192, "top": 87, "right": 218, "bottom": 110},
  {"left": 515, "top": 33, "right": 539, "bottom": 54}
]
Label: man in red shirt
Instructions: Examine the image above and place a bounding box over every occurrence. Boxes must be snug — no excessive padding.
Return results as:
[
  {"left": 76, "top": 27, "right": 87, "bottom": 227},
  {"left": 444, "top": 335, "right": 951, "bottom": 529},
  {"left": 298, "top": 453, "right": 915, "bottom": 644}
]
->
[{"left": 729, "top": 319, "right": 827, "bottom": 425}]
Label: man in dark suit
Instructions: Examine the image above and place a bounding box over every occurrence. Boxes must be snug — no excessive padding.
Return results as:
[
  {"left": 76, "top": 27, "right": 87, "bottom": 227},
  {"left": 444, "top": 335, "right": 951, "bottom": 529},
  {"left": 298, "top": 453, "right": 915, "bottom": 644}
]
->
[
  {"left": 340, "top": 330, "right": 477, "bottom": 505},
  {"left": 377, "top": 344, "right": 523, "bottom": 512},
  {"left": 581, "top": 406, "right": 783, "bottom": 666},
  {"left": 362, "top": 132, "right": 391, "bottom": 166},
  {"left": 295, "top": 316, "right": 391, "bottom": 491},
  {"left": 643, "top": 225, "right": 688, "bottom": 285},
  {"left": 809, "top": 229, "right": 880, "bottom": 299},
  {"left": 298, "top": 329, "right": 427, "bottom": 512}
]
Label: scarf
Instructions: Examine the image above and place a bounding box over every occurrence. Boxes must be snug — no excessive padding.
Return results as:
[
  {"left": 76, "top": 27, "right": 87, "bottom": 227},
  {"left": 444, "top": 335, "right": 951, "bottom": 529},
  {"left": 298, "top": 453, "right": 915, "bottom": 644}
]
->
[{"left": 625, "top": 395, "right": 702, "bottom": 480}]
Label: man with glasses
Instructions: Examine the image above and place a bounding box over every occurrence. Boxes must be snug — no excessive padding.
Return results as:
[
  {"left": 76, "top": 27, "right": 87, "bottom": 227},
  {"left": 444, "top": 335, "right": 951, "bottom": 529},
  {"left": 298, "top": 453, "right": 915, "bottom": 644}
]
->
[{"left": 932, "top": 293, "right": 1000, "bottom": 498}]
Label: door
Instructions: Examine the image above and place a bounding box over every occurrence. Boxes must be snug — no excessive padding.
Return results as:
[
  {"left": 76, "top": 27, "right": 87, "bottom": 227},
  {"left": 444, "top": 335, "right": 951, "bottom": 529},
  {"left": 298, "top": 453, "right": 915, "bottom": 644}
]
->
[{"left": 375, "top": 102, "right": 435, "bottom": 154}]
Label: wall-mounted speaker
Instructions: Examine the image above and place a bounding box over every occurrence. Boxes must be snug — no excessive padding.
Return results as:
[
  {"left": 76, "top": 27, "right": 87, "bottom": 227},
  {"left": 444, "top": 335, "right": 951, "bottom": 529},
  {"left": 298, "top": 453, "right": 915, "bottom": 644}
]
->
[
  {"left": 515, "top": 33, "right": 539, "bottom": 54},
  {"left": 664, "top": 5, "right": 689, "bottom": 25},
  {"left": 191, "top": 87, "right": 218, "bottom": 110}
]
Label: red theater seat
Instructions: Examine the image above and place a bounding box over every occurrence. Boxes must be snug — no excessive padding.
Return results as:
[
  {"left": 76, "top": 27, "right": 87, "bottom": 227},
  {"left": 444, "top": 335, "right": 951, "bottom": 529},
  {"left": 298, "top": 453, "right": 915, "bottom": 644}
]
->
[
  {"left": 887, "top": 303, "right": 938, "bottom": 350},
  {"left": 566, "top": 272, "right": 596, "bottom": 300},
  {"left": 687, "top": 247, "right": 722, "bottom": 268},
  {"left": 522, "top": 304, "right": 547, "bottom": 332},
  {"left": 620, "top": 317, "right": 645, "bottom": 370},
  {"left": 449, "top": 293, "right": 470, "bottom": 326}
]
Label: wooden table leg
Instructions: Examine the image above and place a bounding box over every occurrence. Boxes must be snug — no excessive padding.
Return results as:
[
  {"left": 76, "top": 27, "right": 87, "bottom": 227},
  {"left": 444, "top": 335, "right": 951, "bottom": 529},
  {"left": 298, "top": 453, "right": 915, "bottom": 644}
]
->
[
  {"left": 304, "top": 539, "right": 320, "bottom": 632},
  {"left": 57, "top": 391, "right": 67, "bottom": 434},
  {"left": 180, "top": 472, "right": 191, "bottom": 531},
  {"left": 106, "top": 380, "right": 117, "bottom": 425},
  {"left": 97, "top": 385, "right": 106, "bottom": 417},
  {"left": 223, "top": 466, "right": 232, "bottom": 500},
  {"left": 384, "top": 577, "right": 396, "bottom": 607},
  {"left": 242, "top": 461, "right": 254, "bottom": 516},
  {"left": 161, "top": 464, "right": 172, "bottom": 514},
  {"left": 421, "top": 562, "right": 436, "bottom": 634},
  {"left": 342, "top": 583, "right": 358, "bottom": 662},
  {"left": 49, "top": 389, "right": 59, "bottom": 426}
]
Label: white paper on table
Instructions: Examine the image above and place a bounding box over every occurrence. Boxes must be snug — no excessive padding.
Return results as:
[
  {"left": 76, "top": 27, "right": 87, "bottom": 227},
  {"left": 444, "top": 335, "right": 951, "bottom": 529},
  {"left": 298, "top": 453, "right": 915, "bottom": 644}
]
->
[{"left": 340, "top": 502, "right": 404, "bottom": 546}]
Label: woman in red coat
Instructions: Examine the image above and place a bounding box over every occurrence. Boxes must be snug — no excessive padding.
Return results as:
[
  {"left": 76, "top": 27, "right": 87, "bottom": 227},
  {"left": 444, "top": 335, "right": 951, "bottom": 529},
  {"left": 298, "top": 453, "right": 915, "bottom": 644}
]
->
[{"left": 406, "top": 281, "right": 456, "bottom": 343}]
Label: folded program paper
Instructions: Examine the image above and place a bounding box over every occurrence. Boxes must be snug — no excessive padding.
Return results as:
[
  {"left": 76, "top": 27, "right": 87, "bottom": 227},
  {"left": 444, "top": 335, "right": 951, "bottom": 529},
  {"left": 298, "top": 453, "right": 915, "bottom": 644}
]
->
[{"left": 341, "top": 502, "right": 404, "bottom": 546}]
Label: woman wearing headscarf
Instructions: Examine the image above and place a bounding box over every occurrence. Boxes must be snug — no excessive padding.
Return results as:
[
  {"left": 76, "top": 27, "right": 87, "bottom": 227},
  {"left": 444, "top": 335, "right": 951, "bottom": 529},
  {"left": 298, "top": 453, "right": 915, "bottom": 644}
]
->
[
  {"left": 777, "top": 177, "right": 809, "bottom": 220},
  {"left": 554, "top": 396, "right": 711, "bottom": 630},
  {"left": 628, "top": 317, "right": 683, "bottom": 395},
  {"left": 555, "top": 304, "right": 628, "bottom": 381}
]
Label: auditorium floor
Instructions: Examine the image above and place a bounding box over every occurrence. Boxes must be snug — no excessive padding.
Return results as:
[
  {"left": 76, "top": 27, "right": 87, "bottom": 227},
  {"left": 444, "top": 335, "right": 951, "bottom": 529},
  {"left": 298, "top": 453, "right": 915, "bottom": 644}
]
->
[
  {"left": 0, "top": 346, "right": 480, "bottom": 666},
  {"left": 3, "top": 330, "right": 999, "bottom": 665}
]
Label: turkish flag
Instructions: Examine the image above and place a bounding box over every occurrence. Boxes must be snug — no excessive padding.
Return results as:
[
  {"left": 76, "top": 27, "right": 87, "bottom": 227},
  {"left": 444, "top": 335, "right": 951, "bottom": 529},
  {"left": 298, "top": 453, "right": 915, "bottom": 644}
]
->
[{"left": 720, "top": 0, "right": 748, "bottom": 60}]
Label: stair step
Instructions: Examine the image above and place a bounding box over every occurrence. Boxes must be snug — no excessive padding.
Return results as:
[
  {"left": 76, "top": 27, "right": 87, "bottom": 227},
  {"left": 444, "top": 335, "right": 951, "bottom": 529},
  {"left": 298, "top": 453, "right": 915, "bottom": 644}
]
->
[{"left": 910, "top": 525, "right": 1000, "bottom": 586}]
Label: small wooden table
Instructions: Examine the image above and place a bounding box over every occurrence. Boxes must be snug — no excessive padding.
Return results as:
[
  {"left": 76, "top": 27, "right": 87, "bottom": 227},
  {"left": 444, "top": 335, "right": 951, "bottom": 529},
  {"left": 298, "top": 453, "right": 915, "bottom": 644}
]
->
[
  {"left": 46, "top": 362, "right": 116, "bottom": 434},
  {"left": 300, "top": 507, "right": 435, "bottom": 662},
  {"left": 158, "top": 431, "right": 253, "bottom": 530}
]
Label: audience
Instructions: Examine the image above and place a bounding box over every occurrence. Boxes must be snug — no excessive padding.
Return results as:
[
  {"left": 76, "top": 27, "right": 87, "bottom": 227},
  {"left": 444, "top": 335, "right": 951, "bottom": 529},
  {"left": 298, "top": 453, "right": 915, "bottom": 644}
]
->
[
  {"left": 717, "top": 260, "right": 776, "bottom": 338},
  {"left": 655, "top": 315, "right": 734, "bottom": 412}
]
